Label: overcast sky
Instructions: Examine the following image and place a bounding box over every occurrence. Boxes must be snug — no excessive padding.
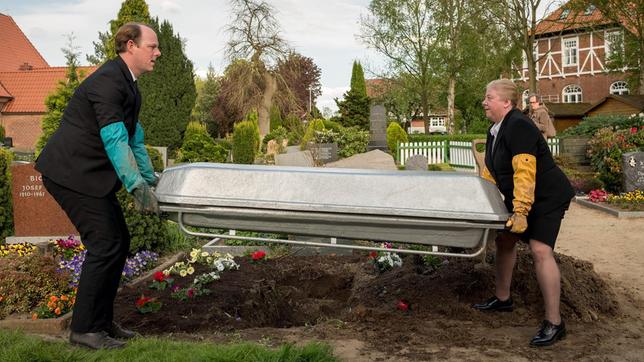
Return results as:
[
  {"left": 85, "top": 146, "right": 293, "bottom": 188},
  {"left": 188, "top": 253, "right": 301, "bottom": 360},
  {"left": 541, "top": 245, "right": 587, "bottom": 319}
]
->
[{"left": 1, "top": 0, "right": 388, "bottom": 113}]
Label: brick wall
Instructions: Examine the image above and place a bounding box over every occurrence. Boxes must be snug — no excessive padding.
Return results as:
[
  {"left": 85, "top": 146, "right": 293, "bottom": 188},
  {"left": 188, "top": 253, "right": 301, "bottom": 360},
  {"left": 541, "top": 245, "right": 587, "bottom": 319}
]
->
[{"left": 0, "top": 113, "right": 43, "bottom": 152}]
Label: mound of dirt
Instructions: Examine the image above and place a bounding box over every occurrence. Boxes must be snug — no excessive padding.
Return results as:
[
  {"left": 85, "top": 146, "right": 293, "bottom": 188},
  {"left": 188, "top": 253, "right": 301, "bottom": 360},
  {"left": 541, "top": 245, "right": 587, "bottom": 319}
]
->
[{"left": 114, "top": 245, "right": 619, "bottom": 338}]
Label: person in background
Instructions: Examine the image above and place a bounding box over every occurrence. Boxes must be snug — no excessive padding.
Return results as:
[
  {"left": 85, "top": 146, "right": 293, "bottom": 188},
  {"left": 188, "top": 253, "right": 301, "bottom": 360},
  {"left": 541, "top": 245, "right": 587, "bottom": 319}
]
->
[
  {"left": 36, "top": 22, "right": 161, "bottom": 350},
  {"left": 474, "top": 79, "right": 575, "bottom": 347},
  {"left": 528, "top": 93, "right": 556, "bottom": 140}
]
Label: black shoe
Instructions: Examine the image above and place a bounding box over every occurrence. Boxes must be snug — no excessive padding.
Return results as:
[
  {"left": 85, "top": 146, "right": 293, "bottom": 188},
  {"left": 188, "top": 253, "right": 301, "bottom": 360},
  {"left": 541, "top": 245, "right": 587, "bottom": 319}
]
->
[
  {"left": 69, "top": 331, "right": 126, "bottom": 350},
  {"left": 530, "top": 320, "right": 566, "bottom": 347},
  {"left": 108, "top": 321, "right": 138, "bottom": 339},
  {"left": 472, "top": 296, "right": 513, "bottom": 312}
]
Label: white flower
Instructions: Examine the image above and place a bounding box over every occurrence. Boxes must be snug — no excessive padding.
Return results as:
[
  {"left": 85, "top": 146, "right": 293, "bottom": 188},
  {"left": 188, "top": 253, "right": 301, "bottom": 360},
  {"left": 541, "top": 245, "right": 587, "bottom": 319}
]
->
[{"left": 201, "top": 251, "right": 209, "bottom": 257}]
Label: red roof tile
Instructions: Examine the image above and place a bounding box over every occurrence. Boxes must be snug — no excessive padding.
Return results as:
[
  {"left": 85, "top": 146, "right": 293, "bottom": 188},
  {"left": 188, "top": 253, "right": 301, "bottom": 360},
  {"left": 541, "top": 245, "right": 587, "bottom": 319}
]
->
[
  {"left": 0, "top": 81, "right": 12, "bottom": 98},
  {"left": 0, "top": 66, "right": 96, "bottom": 113},
  {"left": 0, "top": 13, "right": 49, "bottom": 71}
]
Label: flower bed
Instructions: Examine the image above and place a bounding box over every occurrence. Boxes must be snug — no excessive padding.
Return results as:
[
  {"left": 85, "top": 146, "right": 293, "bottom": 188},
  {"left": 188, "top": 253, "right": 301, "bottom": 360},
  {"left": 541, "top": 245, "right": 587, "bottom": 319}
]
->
[
  {"left": 0, "top": 236, "right": 162, "bottom": 332},
  {"left": 576, "top": 189, "right": 644, "bottom": 218}
]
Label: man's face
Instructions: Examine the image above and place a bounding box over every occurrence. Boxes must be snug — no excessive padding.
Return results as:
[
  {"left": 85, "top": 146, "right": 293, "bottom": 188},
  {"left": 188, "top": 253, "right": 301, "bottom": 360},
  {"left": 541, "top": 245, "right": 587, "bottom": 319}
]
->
[
  {"left": 482, "top": 87, "right": 510, "bottom": 123},
  {"left": 129, "top": 26, "right": 160, "bottom": 76},
  {"left": 529, "top": 96, "right": 540, "bottom": 109}
]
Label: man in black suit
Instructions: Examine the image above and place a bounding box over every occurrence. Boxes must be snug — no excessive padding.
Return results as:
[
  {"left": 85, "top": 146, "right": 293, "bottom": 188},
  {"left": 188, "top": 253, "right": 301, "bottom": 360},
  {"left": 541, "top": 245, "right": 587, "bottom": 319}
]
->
[{"left": 36, "top": 22, "right": 161, "bottom": 349}]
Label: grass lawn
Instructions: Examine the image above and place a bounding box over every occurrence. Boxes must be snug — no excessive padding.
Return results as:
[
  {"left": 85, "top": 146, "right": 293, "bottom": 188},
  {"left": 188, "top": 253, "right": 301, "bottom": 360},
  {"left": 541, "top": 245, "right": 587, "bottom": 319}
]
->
[{"left": 0, "top": 330, "right": 338, "bottom": 362}]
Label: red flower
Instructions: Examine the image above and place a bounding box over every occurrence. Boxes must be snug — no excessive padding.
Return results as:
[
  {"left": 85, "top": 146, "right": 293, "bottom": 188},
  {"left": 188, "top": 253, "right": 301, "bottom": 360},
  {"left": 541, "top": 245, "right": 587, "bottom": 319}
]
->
[
  {"left": 397, "top": 299, "right": 410, "bottom": 311},
  {"left": 251, "top": 250, "right": 266, "bottom": 261},
  {"left": 136, "top": 296, "right": 151, "bottom": 307},
  {"left": 631, "top": 127, "right": 638, "bottom": 134},
  {"left": 368, "top": 251, "right": 378, "bottom": 259},
  {"left": 186, "top": 288, "right": 195, "bottom": 298},
  {"left": 153, "top": 271, "right": 165, "bottom": 282}
]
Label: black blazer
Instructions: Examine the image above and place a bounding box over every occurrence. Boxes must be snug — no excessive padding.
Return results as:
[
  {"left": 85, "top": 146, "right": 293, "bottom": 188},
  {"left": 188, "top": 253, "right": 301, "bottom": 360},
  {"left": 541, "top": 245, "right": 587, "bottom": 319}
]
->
[
  {"left": 36, "top": 56, "right": 141, "bottom": 197},
  {"left": 485, "top": 108, "right": 574, "bottom": 216}
]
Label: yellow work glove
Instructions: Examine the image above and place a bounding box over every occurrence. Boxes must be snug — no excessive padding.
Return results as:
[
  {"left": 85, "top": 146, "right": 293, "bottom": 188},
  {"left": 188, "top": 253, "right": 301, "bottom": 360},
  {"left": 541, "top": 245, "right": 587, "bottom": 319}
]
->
[
  {"left": 506, "top": 213, "right": 528, "bottom": 233},
  {"left": 508, "top": 153, "right": 536, "bottom": 234},
  {"left": 480, "top": 166, "right": 496, "bottom": 184}
]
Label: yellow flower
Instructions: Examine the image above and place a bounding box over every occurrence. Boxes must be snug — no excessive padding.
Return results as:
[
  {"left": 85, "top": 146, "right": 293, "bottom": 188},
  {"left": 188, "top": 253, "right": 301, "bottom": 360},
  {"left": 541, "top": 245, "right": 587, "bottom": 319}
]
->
[
  {"left": 180, "top": 270, "right": 187, "bottom": 277},
  {"left": 187, "top": 266, "right": 195, "bottom": 275},
  {"left": 201, "top": 251, "right": 209, "bottom": 257}
]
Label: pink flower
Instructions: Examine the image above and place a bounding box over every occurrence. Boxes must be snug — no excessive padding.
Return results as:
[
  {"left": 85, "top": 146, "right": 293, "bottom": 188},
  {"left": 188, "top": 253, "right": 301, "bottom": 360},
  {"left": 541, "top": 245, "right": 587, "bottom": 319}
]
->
[
  {"left": 631, "top": 127, "right": 638, "bottom": 134},
  {"left": 397, "top": 299, "right": 410, "bottom": 311},
  {"left": 186, "top": 288, "right": 195, "bottom": 298}
]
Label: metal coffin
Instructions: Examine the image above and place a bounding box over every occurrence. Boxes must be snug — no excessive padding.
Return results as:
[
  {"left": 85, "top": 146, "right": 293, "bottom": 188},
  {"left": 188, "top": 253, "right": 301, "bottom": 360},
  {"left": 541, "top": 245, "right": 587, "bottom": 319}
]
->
[{"left": 156, "top": 163, "right": 510, "bottom": 249}]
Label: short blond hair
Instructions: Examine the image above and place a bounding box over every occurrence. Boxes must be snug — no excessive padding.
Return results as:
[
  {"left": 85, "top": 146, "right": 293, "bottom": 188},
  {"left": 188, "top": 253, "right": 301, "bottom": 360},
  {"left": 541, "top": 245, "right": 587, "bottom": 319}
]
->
[{"left": 487, "top": 79, "right": 518, "bottom": 107}]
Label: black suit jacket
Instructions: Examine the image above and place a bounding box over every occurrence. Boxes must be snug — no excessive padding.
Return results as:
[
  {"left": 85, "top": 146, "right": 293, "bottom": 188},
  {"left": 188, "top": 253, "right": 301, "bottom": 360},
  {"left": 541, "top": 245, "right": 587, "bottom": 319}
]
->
[
  {"left": 36, "top": 56, "right": 141, "bottom": 197},
  {"left": 485, "top": 108, "right": 574, "bottom": 216}
]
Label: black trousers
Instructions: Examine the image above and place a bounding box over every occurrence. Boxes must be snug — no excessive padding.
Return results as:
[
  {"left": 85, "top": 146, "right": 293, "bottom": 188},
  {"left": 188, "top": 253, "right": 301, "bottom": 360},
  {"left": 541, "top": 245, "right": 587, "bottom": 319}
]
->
[{"left": 43, "top": 177, "right": 130, "bottom": 333}]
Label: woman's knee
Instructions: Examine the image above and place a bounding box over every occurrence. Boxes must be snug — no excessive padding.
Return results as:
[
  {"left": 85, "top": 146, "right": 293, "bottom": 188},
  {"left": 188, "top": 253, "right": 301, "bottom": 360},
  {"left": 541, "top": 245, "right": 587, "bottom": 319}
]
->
[{"left": 530, "top": 239, "right": 553, "bottom": 261}]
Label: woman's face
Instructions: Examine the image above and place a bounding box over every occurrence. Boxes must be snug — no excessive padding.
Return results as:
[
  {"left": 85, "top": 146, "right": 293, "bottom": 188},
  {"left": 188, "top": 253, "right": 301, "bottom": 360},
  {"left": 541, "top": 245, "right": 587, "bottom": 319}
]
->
[{"left": 482, "top": 87, "right": 511, "bottom": 123}]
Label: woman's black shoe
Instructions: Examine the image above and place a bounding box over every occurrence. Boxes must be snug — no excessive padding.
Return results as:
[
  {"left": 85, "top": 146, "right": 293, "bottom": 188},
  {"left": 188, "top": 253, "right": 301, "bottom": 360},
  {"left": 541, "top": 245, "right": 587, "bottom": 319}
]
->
[
  {"left": 530, "top": 320, "right": 566, "bottom": 347},
  {"left": 472, "top": 296, "right": 513, "bottom": 312}
]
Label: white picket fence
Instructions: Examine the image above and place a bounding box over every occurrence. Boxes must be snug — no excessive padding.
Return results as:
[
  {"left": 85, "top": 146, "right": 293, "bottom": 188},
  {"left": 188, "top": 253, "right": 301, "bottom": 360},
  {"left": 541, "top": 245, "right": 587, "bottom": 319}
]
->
[{"left": 398, "top": 138, "right": 560, "bottom": 171}]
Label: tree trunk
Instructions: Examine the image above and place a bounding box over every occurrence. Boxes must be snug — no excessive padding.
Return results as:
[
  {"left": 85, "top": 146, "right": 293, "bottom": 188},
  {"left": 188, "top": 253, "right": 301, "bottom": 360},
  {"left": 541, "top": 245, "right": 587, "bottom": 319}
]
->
[
  {"left": 258, "top": 72, "right": 278, "bottom": 138},
  {"left": 447, "top": 76, "right": 456, "bottom": 134}
]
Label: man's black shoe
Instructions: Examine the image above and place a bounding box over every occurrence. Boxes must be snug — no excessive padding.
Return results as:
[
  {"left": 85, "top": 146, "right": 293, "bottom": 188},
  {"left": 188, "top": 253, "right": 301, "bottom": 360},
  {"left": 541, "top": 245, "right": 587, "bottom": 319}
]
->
[
  {"left": 472, "top": 296, "right": 513, "bottom": 312},
  {"left": 530, "top": 320, "right": 566, "bottom": 347},
  {"left": 108, "top": 322, "right": 137, "bottom": 339},
  {"left": 69, "top": 331, "right": 126, "bottom": 350}
]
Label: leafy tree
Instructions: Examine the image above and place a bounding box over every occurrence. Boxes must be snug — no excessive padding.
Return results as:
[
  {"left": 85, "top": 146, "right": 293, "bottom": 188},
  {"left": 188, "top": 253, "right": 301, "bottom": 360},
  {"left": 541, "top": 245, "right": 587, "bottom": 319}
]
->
[
  {"left": 275, "top": 52, "right": 322, "bottom": 117},
  {"left": 176, "top": 121, "right": 227, "bottom": 163},
  {"left": 87, "top": 0, "right": 151, "bottom": 64},
  {"left": 225, "top": 0, "right": 292, "bottom": 137},
  {"left": 192, "top": 65, "right": 221, "bottom": 137},
  {"left": 360, "top": 0, "right": 440, "bottom": 133},
  {"left": 336, "top": 61, "right": 371, "bottom": 129},
  {"left": 138, "top": 18, "right": 197, "bottom": 149},
  {"left": 35, "top": 35, "right": 86, "bottom": 156}
]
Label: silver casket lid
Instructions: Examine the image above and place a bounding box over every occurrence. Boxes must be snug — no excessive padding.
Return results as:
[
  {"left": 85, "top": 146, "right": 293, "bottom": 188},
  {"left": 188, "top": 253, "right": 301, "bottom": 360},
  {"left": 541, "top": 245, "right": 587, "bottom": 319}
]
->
[{"left": 155, "top": 163, "right": 509, "bottom": 222}]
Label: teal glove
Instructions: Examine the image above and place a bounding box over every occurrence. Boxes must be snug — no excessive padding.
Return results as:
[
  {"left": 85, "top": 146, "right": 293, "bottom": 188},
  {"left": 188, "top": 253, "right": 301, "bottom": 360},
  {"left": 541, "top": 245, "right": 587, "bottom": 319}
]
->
[
  {"left": 100, "top": 122, "right": 145, "bottom": 192},
  {"left": 129, "top": 122, "right": 157, "bottom": 187},
  {"left": 132, "top": 183, "right": 160, "bottom": 215}
]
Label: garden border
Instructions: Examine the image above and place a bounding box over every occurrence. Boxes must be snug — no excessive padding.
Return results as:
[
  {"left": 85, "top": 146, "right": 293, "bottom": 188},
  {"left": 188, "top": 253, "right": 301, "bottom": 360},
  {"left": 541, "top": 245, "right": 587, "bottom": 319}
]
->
[
  {"left": 0, "top": 252, "right": 185, "bottom": 334},
  {"left": 574, "top": 197, "right": 644, "bottom": 218}
]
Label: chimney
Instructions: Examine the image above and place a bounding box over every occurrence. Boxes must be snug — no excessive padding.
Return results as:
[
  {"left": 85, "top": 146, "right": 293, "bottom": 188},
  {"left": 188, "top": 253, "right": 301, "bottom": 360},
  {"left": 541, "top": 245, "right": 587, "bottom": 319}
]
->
[{"left": 19, "top": 62, "right": 33, "bottom": 71}]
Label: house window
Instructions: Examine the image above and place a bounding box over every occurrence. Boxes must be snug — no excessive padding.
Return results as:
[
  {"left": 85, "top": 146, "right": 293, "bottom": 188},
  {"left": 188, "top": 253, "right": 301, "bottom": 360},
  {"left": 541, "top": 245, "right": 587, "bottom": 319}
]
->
[
  {"left": 562, "top": 84, "right": 583, "bottom": 103},
  {"left": 429, "top": 117, "right": 445, "bottom": 127},
  {"left": 563, "top": 38, "right": 578, "bottom": 66},
  {"left": 584, "top": 5, "right": 596, "bottom": 15},
  {"left": 605, "top": 31, "right": 622, "bottom": 59},
  {"left": 560, "top": 9, "right": 570, "bottom": 19},
  {"left": 610, "top": 81, "right": 629, "bottom": 95}
]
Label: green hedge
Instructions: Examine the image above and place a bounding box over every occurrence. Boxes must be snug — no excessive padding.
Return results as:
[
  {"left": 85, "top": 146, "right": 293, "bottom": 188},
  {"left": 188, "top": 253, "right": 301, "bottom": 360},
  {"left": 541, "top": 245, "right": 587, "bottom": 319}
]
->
[
  {"left": 336, "top": 126, "right": 369, "bottom": 158},
  {"left": 117, "top": 189, "right": 172, "bottom": 253},
  {"left": 0, "top": 149, "right": 13, "bottom": 240},
  {"left": 177, "top": 121, "right": 227, "bottom": 163},
  {"left": 145, "top": 146, "right": 164, "bottom": 172},
  {"left": 232, "top": 121, "right": 260, "bottom": 164},
  {"left": 300, "top": 119, "right": 326, "bottom": 150},
  {"left": 408, "top": 133, "right": 487, "bottom": 142},
  {"left": 386, "top": 122, "right": 408, "bottom": 153},
  {"left": 560, "top": 114, "right": 644, "bottom": 137},
  {"left": 0, "top": 125, "right": 5, "bottom": 141}
]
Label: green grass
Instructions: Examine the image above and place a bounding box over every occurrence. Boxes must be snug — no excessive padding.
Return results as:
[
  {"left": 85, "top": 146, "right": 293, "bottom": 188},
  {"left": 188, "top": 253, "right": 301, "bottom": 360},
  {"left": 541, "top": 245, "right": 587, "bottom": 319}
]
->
[{"left": 0, "top": 330, "right": 338, "bottom": 362}]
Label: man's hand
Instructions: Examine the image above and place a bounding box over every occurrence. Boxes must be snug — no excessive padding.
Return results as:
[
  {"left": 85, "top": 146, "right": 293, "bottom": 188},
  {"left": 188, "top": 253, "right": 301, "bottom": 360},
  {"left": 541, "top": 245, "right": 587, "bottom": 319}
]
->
[
  {"left": 506, "top": 213, "right": 528, "bottom": 234},
  {"left": 148, "top": 173, "right": 160, "bottom": 188},
  {"left": 132, "top": 183, "right": 160, "bottom": 215}
]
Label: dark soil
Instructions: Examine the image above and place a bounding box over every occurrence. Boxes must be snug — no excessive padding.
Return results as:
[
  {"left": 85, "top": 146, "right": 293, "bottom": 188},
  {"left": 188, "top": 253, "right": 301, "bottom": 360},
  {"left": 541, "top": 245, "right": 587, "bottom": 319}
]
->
[{"left": 114, "top": 245, "right": 636, "bottom": 360}]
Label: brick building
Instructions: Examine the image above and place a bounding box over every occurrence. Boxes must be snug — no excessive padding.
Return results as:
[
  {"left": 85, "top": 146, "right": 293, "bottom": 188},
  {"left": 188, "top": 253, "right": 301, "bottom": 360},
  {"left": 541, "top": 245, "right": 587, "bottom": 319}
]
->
[
  {"left": 515, "top": 3, "right": 632, "bottom": 108},
  {"left": 0, "top": 13, "right": 95, "bottom": 152}
]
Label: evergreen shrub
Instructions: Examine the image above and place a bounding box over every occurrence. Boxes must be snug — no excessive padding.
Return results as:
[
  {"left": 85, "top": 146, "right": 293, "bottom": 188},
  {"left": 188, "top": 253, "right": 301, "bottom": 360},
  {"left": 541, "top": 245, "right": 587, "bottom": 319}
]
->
[
  {"left": 386, "top": 122, "right": 408, "bottom": 153},
  {"left": 232, "top": 121, "right": 260, "bottom": 164},
  {"left": 0, "top": 149, "right": 13, "bottom": 239},
  {"left": 176, "top": 121, "right": 227, "bottom": 163}
]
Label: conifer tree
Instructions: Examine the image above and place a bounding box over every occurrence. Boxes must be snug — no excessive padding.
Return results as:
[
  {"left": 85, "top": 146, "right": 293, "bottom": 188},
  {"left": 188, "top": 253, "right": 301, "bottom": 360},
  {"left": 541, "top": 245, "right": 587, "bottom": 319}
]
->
[
  {"left": 138, "top": 18, "right": 196, "bottom": 149},
  {"left": 35, "top": 36, "right": 85, "bottom": 156},
  {"left": 335, "top": 61, "right": 370, "bottom": 129},
  {"left": 87, "top": 0, "right": 152, "bottom": 64}
]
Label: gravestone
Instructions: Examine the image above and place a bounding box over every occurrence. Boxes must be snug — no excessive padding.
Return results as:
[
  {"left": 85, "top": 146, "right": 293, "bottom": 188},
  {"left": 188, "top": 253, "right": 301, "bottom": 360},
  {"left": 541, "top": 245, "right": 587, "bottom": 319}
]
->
[
  {"left": 325, "top": 149, "right": 397, "bottom": 170},
  {"left": 405, "top": 155, "right": 428, "bottom": 171},
  {"left": 622, "top": 151, "right": 644, "bottom": 192},
  {"left": 274, "top": 149, "right": 314, "bottom": 167},
  {"left": 368, "top": 104, "right": 388, "bottom": 151},
  {"left": 8, "top": 163, "right": 78, "bottom": 243},
  {"left": 308, "top": 142, "right": 338, "bottom": 164}
]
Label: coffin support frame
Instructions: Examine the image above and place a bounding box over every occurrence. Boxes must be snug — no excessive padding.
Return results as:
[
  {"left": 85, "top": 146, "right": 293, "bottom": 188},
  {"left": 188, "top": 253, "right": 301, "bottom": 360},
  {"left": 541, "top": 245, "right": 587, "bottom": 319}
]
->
[{"left": 176, "top": 211, "right": 490, "bottom": 258}]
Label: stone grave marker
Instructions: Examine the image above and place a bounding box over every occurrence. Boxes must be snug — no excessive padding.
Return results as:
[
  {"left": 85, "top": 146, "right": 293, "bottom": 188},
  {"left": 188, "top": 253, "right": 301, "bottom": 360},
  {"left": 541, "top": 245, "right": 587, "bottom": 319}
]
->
[
  {"left": 7, "top": 163, "right": 78, "bottom": 243},
  {"left": 308, "top": 142, "right": 338, "bottom": 164},
  {"left": 274, "top": 149, "right": 314, "bottom": 167},
  {"left": 405, "top": 155, "right": 428, "bottom": 171},
  {"left": 622, "top": 151, "right": 644, "bottom": 192},
  {"left": 368, "top": 104, "right": 388, "bottom": 151}
]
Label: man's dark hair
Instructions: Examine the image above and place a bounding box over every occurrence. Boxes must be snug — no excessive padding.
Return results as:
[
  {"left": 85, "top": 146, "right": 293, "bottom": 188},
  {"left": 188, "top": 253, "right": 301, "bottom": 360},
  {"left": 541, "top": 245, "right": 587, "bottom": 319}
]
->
[{"left": 115, "top": 22, "right": 148, "bottom": 54}]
